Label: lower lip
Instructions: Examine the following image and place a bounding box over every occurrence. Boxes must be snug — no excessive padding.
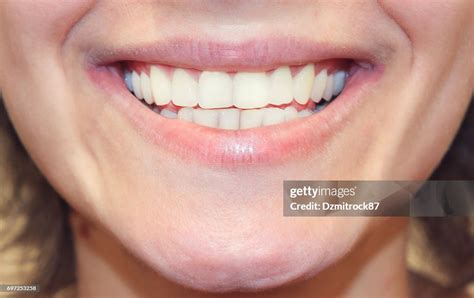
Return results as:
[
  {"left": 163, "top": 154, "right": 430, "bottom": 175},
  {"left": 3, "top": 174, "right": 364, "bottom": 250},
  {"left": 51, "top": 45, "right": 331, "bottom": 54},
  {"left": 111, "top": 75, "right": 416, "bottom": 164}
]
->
[{"left": 88, "top": 64, "right": 382, "bottom": 168}]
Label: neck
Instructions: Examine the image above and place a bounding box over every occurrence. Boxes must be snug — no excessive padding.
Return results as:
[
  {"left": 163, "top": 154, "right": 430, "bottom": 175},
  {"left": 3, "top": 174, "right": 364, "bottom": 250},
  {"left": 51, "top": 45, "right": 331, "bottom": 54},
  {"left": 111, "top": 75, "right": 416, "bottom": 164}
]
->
[{"left": 71, "top": 213, "right": 409, "bottom": 298}]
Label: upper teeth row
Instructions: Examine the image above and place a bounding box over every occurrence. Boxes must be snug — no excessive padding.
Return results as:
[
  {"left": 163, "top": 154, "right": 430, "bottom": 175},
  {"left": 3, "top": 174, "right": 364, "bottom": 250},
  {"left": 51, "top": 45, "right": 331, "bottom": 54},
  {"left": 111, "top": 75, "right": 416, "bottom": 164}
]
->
[{"left": 125, "top": 64, "right": 347, "bottom": 109}]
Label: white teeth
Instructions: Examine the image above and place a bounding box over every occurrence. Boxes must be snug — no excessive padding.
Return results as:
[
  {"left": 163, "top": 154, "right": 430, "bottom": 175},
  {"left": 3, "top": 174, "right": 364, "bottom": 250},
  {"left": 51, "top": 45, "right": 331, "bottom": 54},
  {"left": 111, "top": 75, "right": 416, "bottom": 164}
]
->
[
  {"left": 218, "top": 109, "right": 240, "bottom": 130},
  {"left": 269, "top": 66, "right": 293, "bottom": 105},
  {"left": 262, "top": 108, "right": 285, "bottom": 126},
  {"left": 130, "top": 64, "right": 348, "bottom": 108},
  {"left": 240, "top": 109, "right": 264, "bottom": 129},
  {"left": 322, "top": 74, "right": 334, "bottom": 101},
  {"left": 167, "top": 107, "right": 300, "bottom": 128},
  {"left": 332, "top": 71, "right": 347, "bottom": 96},
  {"left": 233, "top": 72, "right": 269, "bottom": 109},
  {"left": 198, "top": 71, "right": 233, "bottom": 109},
  {"left": 124, "top": 71, "right": 133, "bottom": 91},
  {"left": 283, "top": 106, "right": 298, "bottom": 121},
  {"left": 177, "top": 107, "right": 193, "bottom": 122},
  {"left": 129, "top": 63, "right": 350, "bottom": 129},
  {"left": 140, "top": 72, "right": 153, "bottom": 104},
  {"left": 150, "top": 66, "right": 171, "bottom": 106},
  {"left": 298, "top": 110, "right": 313, "bottom": 118},
  {"left": 172, "top": 69, "right": 198, "bottom": 107},
  {"left": 311, "top": 69, "right": 328, "bottom": 103},
  {"left": 193, "top": 109, "right": 219, "bottom": 128},
  {"left": 131, "top": 71, "right": 143, "bottom": 100},
  {"left": 160, "top": 109, "right": 177, "bottom": 119},
  {"left": 167, "top": 107, "right": 301, "bottom": 129},
  {"left": 293, "top": 64, "right": 314, "bottom": 105}
]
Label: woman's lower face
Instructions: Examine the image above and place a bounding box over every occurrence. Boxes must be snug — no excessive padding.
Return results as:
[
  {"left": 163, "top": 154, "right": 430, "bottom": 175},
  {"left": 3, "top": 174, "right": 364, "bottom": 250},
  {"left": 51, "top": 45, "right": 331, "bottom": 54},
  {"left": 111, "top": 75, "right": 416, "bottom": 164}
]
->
[{"left": 0, "top": 0, "right": 473, "bottom": 292}]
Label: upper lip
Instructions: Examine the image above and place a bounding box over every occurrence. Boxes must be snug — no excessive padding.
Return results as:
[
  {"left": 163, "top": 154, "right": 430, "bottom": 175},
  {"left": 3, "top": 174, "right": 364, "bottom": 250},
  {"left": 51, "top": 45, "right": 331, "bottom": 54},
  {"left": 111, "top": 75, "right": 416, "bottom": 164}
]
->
[{"left": 88, "top": 37, "right": 381, "bottom": 72}]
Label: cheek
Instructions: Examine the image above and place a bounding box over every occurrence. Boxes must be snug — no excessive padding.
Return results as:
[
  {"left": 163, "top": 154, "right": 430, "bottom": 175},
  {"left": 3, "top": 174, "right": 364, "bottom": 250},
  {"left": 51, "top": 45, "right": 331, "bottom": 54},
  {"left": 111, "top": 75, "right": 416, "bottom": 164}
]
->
[
  {"left": 0, "top": 1, "right": 98, "bottom": 211},
  {"left": 0, "top": 1, "right": 95, "bottom": 81},
  {"left": 379, "top": 0, "right": 473, "bottom": 49},
  {"left": 378, "top": 0, "right": 473, "bottom": 179},
  {"left": 0, "top": 0, "right": 94, "bottom": 44},
  {"left": 0, "top": 0, "right": 96, "bottom": 112}
]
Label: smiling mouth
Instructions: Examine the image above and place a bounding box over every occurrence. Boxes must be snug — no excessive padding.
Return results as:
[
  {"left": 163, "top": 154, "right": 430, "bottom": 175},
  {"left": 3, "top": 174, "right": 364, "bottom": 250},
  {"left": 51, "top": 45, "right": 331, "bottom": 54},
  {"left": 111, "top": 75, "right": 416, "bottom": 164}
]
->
[
  {"left": 123, "top": 61, "right": 352, "bottom": 129},
  {"left": 88, "top": 38, "right": 382, "bottom": 166}
]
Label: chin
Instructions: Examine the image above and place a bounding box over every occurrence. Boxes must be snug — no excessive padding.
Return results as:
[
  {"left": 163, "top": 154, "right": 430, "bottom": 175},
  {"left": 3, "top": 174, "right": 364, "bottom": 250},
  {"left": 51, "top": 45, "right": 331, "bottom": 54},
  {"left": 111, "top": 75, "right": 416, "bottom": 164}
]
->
[{"left": 109, "top": 206, "right": 371, "bottom": 293}]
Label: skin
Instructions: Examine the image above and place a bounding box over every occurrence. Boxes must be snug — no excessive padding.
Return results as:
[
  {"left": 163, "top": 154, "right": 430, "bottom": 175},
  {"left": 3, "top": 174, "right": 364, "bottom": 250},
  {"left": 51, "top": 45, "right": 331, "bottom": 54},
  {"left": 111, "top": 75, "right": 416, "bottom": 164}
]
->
[{"left": 0, "top": 1, "right": 473, "bottom": 297}]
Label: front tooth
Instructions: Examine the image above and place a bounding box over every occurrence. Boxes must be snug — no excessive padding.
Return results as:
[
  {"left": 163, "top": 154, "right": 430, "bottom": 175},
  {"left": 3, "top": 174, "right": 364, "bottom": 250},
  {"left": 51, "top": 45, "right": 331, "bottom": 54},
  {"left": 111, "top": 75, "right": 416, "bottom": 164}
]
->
[
  {"left": 240, "top": 109, "right": 264, "bottom": 129},
  {"left": 298, "top": 110, "right": 313, "bottom": 118},
  {"left": 284, "top": 106, "right": 298, "bottom": 121},
  {"left": 293, "top": 64, "right": 314, "bottom": 104},
  {"left": 262, "top": 108, "right": 285, "bottom": 126},
  {"left": 124, "top": 71, "right": 133, "bottom": 91},
  {"left": 322, "top": 74, "right": 334, "bottom": 101},
  {"left": 198, "top": 71, "right": 233, "bottom": 109},
  {"left": 172, "top": 68, "right": 198, "bottom": 107},
  {"left": 218, "top": 109, "right": 240, "bottom": 130},
  {"left": 269, "top": 67, "right": 293, "bottom": 105},
  {"left": 332, "top": 71, "right": 347, "bottom": 96},
  {"left": 233, "top": 72, "right": 269, "bottom": 109},
  {"left": 311, "top": 69, "right": 328, "bottom": 103},
  {"left": 193, "top": 109, "right": 219, "bottom": 128},
  {"left": 140, "top": 72, "right": 153, "bottom": 104},
  {"left": 150, "top": 66, "right": 171, "bottom": 106},
  {"left": 131, "top": 71, "right": 143, "bottom": 99},
  {"left": 177, "top": 107, "right": 193, "bottom": 122},
  {"left": 160, "top": 109, "right": 177, "bottom": 119}
]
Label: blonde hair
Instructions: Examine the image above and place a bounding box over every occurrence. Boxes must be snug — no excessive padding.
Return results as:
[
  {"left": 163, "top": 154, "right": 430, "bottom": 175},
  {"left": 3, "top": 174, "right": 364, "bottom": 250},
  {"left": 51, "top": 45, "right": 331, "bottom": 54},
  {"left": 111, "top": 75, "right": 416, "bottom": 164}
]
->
[{"left": 0, "top": 100, "right": 74, "bottom": 296}]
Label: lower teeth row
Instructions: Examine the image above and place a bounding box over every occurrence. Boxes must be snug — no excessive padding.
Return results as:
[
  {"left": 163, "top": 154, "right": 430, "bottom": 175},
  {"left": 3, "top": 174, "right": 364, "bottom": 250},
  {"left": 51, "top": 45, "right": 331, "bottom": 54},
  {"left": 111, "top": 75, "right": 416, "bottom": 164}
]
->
[{"left": 151, "top": 104, "right": 328, "bottom": 130}]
